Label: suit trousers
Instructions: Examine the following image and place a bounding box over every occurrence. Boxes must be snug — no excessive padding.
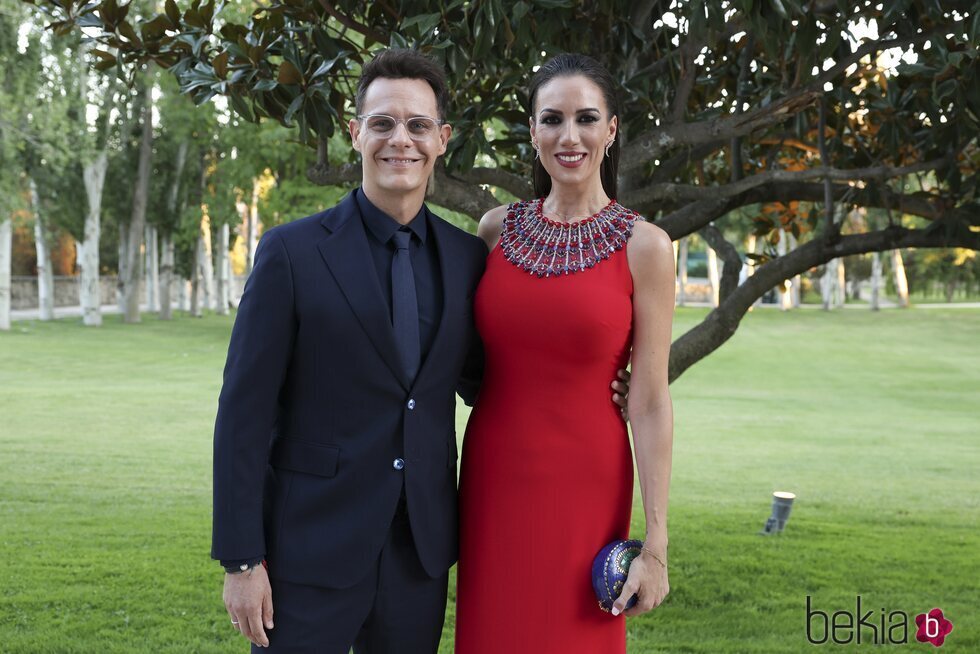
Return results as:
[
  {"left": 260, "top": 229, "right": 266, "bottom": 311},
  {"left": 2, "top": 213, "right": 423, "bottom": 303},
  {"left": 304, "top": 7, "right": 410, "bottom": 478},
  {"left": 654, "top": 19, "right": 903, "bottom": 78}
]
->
[{"left": 256, "top": 493, "right": 449, "bottom": 654}]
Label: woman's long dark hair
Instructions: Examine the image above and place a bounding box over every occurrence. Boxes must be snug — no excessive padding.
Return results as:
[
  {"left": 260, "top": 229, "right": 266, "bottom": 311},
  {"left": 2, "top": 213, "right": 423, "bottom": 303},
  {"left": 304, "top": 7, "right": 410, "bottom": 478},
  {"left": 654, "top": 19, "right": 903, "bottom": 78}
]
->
[{"left": 528, "top": 53, "right": 621, "bottom": 199}]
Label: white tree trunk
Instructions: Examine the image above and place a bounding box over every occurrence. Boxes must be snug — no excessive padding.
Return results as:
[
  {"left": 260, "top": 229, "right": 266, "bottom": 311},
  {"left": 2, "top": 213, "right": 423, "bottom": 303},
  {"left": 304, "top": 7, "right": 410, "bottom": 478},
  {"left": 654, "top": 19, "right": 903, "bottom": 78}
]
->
[
  {"left": 122, "top": 84, "right": 154, "bottom": 323},
  {"left": 821, "top": 259, "right": 837, "bottom": 310},
  {"left": 777, "top": 230, "right": 792, "bottom": 311},
  {"left": 870, "top": 251, "right": 882, "bottom": 311},
  {"left": 117, "top": 221, "right": 128, "bottom": 314},
  {"left": 216, "top": 222, "right": 230, "bottom": 315},
  {"left": 247, "top": 178, "right": 260, "bottom": 275},
  {"left": 836, "top": 256, "right": 847, "bottom": 307},
  {"left": 80, "top": 152, "right": 107, "bottom": 326},
  {"left": 30, "top": 177, "right": 55, "bottom": 321},
  {"left": 198, "top": 212, "right": 216, "bottom": 311},
  {"left": 707, "top": 246, "right": 720, "bottom": 308},
  {"left": 159, "top": 232, "right": 174, "bottom": 320},
  {"left": 788, "top": 232, "right": 801, "bottom": 307},
  {"left": 176, "top": 277, "right": 189, "bottom": 313},
  {"left": 190, "top": 232, "right": 202, "bottom": 318},
  {"left": 892, "top": 249, "right": 910, "bottom": 308},
  {"left": 0, "top": 214, "right": 11, "bottom": 331},
  {"left": 145, "top": 225, "right": 159, "bottom": 312},
  {"left": 676, "top": 237, "right": 688, "bottom": 306}
]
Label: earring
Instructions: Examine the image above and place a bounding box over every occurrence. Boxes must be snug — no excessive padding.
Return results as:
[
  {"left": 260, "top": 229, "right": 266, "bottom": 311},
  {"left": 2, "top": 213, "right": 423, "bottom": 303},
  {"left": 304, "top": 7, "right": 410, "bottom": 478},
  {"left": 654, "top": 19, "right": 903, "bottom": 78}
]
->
[
  {"left": 604, "top": 139, "right": 614, "bottom": 158},
  {"left": 532, "top": 141, "right": 540, "bottom": 160}
]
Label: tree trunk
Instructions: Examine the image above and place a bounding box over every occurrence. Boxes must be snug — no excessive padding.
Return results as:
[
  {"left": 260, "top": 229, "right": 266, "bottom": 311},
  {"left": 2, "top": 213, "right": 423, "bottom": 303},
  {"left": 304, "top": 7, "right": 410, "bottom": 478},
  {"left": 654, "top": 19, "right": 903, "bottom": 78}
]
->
[
  {"left": 821, "top": 259, "right": 837, "bottom": 310},
  {"left": 122, "top": 80, "right": 154, "bottom": 323},
  {"left": 892, "top": 249, "right": 910, "bottom": 307},
  {"left": 117, "top": 221, "right": 128, "bottom": 313},
  {"left": 190, "top": 233, "right": 202, "bottom": 318},
  {"left": 159, "top": 232, "right": 174, "bottom": 320},
  {"left": 216, "top": 222, "right": 230, "bottom": 315},
  {"left": 706, "top": 245, "right": 720, "bottom": 307},
  {"left": 787, "top": 232, "right": 801, "bottom": 307},
  {"left": 777, "top": 230, "right": 791, "bottom": 311},
  {"left": 870, "top": 251, "right": 882, "bottom": 311},
  {"left": 145, "top": 225, "right": 159, "bottom": 312},
  {"left": 29, "top": 177, "right": 54, "bottom": 321},
  {"left": 676, "top": 236, "right": 688, "bottom": 306},
  {"left": 80, "top": 152, "right": 107, "bottom": 326},
  {"left": 198, "top": 212, "right": 216, "bottom": 311},
  {"left": 176, "top": 277, "right": 189, "bottom": 313},
  {"left": 836, "top": 256, "right": 847, "bottom": 307},
  {"left": 247, "top": 177, "right": 260, "bottom": 275},
  {"left": 0, "top": 213, "right": 11, "bottom": 331}
]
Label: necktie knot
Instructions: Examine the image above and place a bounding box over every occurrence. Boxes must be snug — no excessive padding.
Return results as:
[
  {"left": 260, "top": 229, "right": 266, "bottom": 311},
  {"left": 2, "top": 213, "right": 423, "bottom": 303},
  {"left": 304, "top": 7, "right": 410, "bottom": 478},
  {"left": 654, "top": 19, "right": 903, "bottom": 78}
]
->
[{"left": 393, "top": 229, "right": 412, "bottom": 251}]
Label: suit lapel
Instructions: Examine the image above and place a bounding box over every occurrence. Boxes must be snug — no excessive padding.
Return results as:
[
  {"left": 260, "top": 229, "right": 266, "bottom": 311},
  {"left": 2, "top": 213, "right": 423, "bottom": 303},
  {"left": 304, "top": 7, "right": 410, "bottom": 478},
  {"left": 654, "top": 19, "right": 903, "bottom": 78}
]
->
[
  {"left": 415, "top": 211, "right": 464, "bottom": 384},
  {"left": 316, "top": 194, "right": 410, "bottom": 390}
]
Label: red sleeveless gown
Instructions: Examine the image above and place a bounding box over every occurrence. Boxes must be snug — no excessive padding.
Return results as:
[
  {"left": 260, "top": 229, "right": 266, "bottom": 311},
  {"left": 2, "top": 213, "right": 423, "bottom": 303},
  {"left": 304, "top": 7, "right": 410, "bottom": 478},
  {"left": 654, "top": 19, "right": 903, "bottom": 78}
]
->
[{"left": 455, "top": 207, "right": 635, "bottom": 653}]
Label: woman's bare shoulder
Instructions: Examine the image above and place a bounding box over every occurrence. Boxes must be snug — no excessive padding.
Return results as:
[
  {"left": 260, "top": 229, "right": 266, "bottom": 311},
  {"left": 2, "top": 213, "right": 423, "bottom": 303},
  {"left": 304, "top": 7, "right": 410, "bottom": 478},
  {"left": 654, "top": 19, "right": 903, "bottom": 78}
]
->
[
  {"left": 627, "top": 219, "right": 675, "bottom": 279},
  {"left": 477, "top": 204, "right": 512, "bottom": 250}
]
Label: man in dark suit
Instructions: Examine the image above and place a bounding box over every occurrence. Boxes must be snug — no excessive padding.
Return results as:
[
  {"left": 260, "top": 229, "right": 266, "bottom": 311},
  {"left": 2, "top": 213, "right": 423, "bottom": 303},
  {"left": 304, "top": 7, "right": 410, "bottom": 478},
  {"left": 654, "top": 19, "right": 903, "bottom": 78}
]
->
[{"left": 211, "top": 49, "right": 486, "bottom": 652}]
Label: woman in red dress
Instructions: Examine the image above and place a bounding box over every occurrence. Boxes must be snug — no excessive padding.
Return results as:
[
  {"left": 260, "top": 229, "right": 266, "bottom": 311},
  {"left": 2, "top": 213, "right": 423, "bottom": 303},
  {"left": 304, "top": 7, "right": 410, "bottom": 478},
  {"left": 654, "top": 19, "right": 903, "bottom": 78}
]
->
[{"left": 455, "top": 54, "right": 676, "bottom": 653}]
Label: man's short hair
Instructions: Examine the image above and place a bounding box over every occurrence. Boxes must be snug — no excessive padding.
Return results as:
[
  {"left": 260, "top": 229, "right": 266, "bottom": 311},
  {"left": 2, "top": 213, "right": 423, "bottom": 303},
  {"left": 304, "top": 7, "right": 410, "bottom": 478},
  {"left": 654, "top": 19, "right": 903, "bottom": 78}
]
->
[{"left": 355, "top": 48, "right": 449, "bottom": 121}]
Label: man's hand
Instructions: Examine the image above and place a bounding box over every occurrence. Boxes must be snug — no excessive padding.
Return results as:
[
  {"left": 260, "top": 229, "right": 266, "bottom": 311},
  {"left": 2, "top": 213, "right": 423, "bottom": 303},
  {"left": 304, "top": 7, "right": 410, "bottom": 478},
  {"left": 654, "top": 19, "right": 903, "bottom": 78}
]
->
[
  {"left": 611, "top": 368, "right": 631, "bottom": 422},
  {"left": 224, "top": 563, "right": 274, "bottom": 648}
]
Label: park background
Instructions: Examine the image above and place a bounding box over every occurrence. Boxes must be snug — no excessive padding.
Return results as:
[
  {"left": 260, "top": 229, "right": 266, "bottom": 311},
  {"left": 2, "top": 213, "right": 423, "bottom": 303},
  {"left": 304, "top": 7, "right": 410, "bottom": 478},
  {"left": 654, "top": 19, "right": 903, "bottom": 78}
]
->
[{"left": 1, "top": 0, "right": 978, "bottom": 652}]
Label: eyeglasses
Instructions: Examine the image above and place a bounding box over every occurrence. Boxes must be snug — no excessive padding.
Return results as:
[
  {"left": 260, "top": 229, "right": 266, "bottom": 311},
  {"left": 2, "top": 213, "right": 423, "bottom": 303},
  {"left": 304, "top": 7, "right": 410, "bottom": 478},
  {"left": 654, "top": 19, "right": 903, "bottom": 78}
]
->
[{"left": 357, "top": 114, "right": 443, "bottom": 140}]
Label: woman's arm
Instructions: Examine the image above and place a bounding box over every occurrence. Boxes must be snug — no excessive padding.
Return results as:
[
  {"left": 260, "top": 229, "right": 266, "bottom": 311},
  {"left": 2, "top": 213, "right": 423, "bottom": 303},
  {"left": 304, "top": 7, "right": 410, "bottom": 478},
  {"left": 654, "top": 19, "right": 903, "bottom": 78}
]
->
[{"left": 612, "top": 219, "right": 676, "bottom": 617}]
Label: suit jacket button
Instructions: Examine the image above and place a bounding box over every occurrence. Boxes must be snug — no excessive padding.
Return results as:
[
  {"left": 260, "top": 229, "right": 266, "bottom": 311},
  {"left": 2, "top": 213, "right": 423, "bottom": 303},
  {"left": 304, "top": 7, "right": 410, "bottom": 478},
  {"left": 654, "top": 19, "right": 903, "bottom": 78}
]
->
[
  {"left": 393, "top": 458, "right": 405, "bottom": 470},
  {"left": 407, "top": 399, "right": 416, "bottom": 410}
]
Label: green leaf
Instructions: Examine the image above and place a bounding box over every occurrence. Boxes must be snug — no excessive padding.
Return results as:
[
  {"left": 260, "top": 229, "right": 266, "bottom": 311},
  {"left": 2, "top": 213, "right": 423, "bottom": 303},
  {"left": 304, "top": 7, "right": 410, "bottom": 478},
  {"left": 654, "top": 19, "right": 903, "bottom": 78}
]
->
[
  {"left": 165, "top": 0, "right": 180, "bottom": 25},
  {"left": 284, "top": 94, "right": 304, "bottom": 125},
  {"left": 253, "top": 79, "right": 278, "bottom": 92},
  {"left": 229, "top": 93, "right": 253, "bottom": 121},
  {"left": 401, "top": 12, "right": 441, "bottom": 35},
  {"left": 310, "top": 51, "right": 350, "bottom": 80}
]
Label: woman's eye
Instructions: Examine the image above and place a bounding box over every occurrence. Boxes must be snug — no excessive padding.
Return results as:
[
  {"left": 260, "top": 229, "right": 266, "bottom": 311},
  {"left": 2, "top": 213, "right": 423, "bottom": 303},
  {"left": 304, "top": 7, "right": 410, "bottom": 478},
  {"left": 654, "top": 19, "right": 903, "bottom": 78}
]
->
[
  {"left": 541, "top": 116, "right": 560, "bottom": 125},
  {"left": 579, "top": 115, "right": 599, "bottom": 123}
]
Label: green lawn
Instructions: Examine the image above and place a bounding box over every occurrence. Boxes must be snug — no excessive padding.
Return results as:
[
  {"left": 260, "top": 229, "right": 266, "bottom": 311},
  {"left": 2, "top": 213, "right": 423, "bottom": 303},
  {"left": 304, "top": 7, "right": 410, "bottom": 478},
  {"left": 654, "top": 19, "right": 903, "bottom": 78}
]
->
[{"left": 1, "top": 307, "right": 977, "bottom": 653}]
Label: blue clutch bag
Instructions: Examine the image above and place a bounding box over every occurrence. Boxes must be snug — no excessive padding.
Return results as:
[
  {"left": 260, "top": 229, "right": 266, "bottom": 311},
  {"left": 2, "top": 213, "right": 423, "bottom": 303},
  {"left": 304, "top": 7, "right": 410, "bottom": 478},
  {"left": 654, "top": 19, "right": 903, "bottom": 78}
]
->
[{"left": 592, "top": 539, "right": 643, "bottom": 613}]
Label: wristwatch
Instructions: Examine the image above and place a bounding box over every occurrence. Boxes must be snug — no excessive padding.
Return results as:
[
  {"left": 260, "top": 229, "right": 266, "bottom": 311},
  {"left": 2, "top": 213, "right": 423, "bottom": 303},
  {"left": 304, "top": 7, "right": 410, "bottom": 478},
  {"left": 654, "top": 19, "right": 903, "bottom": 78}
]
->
[{"left": 223, "top": 557, "right": 264, "bottom": 574}]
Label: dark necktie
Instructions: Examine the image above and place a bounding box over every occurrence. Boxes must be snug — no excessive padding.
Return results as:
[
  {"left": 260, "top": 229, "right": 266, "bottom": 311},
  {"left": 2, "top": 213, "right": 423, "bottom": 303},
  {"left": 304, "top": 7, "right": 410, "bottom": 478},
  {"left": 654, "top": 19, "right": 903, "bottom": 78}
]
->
[{"left": 391, "top": 228, "right": 421, "bottom": 381}]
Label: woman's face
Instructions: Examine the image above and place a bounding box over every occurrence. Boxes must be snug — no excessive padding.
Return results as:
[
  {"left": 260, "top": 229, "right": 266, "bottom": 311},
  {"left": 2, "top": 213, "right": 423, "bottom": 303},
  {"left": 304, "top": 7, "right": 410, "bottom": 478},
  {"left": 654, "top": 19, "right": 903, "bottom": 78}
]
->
[{"left": 530, "top": 74, "right": 617, "bottom": 194}]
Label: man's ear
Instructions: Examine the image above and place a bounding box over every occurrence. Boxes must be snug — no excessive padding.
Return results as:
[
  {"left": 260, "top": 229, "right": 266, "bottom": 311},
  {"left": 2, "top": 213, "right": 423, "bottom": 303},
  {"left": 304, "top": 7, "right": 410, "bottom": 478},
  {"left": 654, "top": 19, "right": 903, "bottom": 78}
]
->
[
  {"left": 349, "top": 118, "right": 361, "bottom": 152},
  {"left": 438, "top": 123, "right": 452, "bottom": 156}
]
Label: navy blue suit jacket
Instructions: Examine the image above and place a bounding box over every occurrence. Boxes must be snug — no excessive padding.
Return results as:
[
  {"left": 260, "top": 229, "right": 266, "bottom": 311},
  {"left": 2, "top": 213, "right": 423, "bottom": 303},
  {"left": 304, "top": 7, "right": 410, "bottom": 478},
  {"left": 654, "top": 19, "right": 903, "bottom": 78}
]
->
[{"left": 211, "top": 192, "right": 487, "bottom": 588}]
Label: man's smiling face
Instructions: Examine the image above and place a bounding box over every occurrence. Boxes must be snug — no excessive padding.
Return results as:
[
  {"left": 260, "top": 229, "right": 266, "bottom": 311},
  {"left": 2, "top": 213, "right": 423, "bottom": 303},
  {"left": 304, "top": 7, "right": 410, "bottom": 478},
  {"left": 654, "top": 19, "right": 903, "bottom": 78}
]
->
[{"left": 349, "top": 77, "right": 451, "bottom": 200}]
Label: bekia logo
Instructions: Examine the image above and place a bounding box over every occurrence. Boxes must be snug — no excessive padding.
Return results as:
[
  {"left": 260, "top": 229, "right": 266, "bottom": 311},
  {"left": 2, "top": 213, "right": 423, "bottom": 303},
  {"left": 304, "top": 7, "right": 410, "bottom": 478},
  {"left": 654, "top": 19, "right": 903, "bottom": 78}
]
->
[
  {"left": 806, "top": 596, "right": 954, "bottom": 647},
  {"left": 915, "top": 608, "right": 954, "bottom": 648}
]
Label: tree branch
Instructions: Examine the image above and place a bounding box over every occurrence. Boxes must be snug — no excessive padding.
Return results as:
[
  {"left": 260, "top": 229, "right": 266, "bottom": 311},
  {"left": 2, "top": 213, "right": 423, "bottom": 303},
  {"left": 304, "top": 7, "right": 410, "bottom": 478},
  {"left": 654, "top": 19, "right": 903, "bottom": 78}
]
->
[
  {"left": 431, "top": 165, "right": 499, "bottom": 221},
  {"left": 454, "top": 166, "right": 533, "bottom": 201},
  {"left": 621, "top": 23, "right": 956, "bottom": 173},
  {"left": 668, "top": 223, "right": 980, "bottom": 382},
  {"left": 315, "top": 1, "right": 386, "bottom": 44},
  {"left": 628, "top": 158, "right": 950, "bottom": 207},
  {"left": 698, "top": 224, "right": 741, "bottom": 303}
]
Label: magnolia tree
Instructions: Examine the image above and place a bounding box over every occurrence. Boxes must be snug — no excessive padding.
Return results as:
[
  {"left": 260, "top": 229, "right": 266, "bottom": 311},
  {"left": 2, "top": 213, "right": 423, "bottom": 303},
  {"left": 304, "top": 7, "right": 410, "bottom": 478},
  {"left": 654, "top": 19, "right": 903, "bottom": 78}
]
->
[{"left": 32, "top": 0, "right": 979, "bottom": 379}]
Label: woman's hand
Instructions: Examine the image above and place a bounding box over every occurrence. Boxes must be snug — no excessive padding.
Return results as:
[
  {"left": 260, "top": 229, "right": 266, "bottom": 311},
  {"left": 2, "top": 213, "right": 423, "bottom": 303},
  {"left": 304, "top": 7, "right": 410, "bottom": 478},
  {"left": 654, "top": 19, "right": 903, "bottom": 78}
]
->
[{"left": 611, "top": 550, "right": 669, "bottom": 617}]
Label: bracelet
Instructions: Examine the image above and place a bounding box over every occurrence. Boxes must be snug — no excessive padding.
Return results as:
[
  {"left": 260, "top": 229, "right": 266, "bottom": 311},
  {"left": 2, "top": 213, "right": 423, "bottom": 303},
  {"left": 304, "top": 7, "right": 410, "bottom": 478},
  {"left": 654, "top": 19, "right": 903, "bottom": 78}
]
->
[{"left": 641, "top": 545, "right": 667, "bottom": 568}]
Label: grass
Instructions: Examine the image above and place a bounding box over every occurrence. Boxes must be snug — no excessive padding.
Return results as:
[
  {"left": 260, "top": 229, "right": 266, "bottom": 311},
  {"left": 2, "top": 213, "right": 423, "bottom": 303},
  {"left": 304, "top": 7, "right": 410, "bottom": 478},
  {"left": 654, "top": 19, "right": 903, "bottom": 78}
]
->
[{"left": 1, "top": 306, "right": 977, "bottom": 653}]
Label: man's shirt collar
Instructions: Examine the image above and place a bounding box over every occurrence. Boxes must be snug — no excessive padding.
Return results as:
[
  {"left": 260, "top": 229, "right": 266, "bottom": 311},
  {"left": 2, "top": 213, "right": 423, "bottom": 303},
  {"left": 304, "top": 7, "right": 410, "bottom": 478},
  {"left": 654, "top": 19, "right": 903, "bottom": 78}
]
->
[{"left": 355, "top": 188, "right": 427, "bottom": 245}]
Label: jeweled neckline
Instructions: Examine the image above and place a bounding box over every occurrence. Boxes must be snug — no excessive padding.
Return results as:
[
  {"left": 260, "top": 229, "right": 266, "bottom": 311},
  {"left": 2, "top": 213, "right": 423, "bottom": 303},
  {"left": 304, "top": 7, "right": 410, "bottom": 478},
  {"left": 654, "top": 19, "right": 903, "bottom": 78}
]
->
[
  {"left": 535, "top": 198, "right": 616, "bottom": 228},
  {"left": 498, "top": 198, "right": 638, "bottom": 278}
]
